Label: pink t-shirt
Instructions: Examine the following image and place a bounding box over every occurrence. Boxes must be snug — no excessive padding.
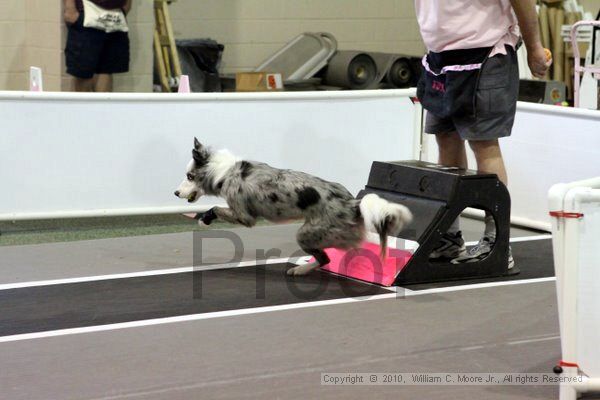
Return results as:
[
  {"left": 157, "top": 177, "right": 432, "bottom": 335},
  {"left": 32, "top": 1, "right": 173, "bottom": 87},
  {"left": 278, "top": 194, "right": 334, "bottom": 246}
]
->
[{"left": 415, "top": 0, "right": 520, "bottom": 57}]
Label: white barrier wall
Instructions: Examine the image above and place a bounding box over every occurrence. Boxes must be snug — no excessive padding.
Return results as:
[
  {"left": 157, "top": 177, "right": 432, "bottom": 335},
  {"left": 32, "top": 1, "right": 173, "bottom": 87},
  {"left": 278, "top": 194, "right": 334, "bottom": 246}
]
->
[
  {"left": 0, "top": 90, "right": 420, "bottom": 220},
  {"left": 422, "top": 102, "right": 600, "bottom": 231}
]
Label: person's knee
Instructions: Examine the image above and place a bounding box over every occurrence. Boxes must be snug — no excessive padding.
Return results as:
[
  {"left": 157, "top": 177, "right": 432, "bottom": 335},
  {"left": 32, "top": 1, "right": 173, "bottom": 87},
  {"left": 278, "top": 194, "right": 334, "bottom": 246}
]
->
[
  {"left": 436, "top": 132, "right": 463, "bottom": 148},
  {"left": 469, "top": 139, "right": 501, "bottom": 158},
  {"left": 468, "top": 139, "right": 507, "bottom": 183},
  {"left": 74, "top": 77, "right": 94, "bottom": 92},
  {"left": 94, "top": 74, "right": 113, "bottom": 92}
]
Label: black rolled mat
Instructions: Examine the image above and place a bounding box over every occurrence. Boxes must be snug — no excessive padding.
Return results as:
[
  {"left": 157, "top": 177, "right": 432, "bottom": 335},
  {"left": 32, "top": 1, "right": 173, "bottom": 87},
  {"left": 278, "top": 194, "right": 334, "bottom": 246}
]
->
[
  {"left": 0, "top": 263, "right": 389, "bottom": 337},
  {"left": 403, "top": 239, "right": 555, "bottom": 291},
  {"left": 0, "top": 240, "right": 553, "bottom": 337}
]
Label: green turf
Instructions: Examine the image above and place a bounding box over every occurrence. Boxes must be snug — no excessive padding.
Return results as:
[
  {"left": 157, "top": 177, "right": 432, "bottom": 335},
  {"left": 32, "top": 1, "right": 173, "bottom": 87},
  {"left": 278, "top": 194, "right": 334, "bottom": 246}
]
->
[{"left": 0, "top": 215, "right": 274, "bottom": 247}]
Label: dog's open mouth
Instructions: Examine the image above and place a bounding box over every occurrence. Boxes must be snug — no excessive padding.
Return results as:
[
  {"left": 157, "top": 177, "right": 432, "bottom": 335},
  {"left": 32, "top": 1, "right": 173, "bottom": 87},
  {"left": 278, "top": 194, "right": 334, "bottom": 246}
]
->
[{"left": 187, "top": 191, "right": 198, "bottom": 203}]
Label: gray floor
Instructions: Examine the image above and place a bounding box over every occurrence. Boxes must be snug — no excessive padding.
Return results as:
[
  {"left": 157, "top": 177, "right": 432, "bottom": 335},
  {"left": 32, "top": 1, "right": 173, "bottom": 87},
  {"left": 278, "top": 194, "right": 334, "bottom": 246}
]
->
[{"left": 0, "top": 218, "right": 559, "bottom": 400}]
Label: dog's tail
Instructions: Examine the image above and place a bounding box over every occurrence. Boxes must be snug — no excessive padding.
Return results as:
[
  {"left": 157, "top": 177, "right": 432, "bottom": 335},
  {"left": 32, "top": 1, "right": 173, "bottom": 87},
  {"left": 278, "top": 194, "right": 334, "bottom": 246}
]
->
[{"left": 359, "top": 193, "right": 413, "bottom": 259}]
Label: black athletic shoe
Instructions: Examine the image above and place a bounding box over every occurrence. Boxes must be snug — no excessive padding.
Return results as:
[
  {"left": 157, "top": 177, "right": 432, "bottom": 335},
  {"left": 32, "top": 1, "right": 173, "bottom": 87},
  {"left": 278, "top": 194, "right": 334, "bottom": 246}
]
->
[{"left": 429, "top": 231, "right": 467, "bottom": 259}]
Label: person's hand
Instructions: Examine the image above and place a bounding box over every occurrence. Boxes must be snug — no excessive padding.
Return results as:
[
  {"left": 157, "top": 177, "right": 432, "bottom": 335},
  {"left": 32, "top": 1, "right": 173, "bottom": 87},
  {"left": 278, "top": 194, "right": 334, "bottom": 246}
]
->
[
  {"left": 527, "top": 45, "right": 552, "bottom": 79},
  {"left": 64, "top": 7, "right": 80, "bottom": 25}
]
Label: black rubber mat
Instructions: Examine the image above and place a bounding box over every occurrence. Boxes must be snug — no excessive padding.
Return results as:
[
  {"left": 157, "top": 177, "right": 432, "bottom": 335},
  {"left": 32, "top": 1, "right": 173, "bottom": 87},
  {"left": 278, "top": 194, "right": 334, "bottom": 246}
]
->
[
  {"left": 403, "top": 239, "right": 554, "bottom": 291},
  {"left": 0, "top": 263, "right": 389, "bottom": 337}
]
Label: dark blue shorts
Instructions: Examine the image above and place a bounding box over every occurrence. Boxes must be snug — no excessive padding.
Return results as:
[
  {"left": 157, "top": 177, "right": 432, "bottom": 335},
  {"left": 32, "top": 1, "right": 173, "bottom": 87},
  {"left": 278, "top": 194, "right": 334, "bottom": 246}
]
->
[
  {"left": 424, "top": 47, "right": 519, "bottom": 141},
  {"left": 65, "top": 13, "right": 130, "bottom": 79}
]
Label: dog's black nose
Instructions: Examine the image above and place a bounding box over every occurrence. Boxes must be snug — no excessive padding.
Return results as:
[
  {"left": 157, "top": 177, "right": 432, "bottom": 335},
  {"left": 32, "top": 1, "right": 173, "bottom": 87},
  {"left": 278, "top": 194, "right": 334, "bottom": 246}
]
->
[{"left": 174, "top": 191, "right": 180, "bottom": 197}]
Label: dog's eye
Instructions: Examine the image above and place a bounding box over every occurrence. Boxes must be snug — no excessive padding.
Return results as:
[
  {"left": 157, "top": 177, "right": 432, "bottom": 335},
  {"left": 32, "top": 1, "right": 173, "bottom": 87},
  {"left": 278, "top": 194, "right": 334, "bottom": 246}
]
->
[{"left": 187, "top": 173, "right": 194, "bottom": 181}]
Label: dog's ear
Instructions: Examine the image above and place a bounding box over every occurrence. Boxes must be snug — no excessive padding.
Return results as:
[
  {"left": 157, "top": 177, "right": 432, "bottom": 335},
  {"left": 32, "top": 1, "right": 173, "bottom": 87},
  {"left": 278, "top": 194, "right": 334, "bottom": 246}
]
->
[
  {"left": 192, "top": 147, "right": 210, "bottom": 166},
  {"left": 192, "top": 137, "right": 210, "bottom": 165},
  {"left": 194, "top": 137, "right": 202, "bottom": 151}
]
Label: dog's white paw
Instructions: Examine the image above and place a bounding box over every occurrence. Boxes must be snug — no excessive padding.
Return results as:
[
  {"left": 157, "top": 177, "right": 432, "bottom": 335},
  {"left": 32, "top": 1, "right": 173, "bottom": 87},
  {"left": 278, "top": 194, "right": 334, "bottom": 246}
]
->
[{"left": 286, "top": 263, "right": 317, "bottom": 276}]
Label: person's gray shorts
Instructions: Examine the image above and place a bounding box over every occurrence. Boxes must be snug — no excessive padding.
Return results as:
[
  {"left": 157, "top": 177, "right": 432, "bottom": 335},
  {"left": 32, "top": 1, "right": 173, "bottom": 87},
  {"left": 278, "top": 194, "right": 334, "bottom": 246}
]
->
[{"left": 424, "top": 47, "right": 519, "bottom": 141}]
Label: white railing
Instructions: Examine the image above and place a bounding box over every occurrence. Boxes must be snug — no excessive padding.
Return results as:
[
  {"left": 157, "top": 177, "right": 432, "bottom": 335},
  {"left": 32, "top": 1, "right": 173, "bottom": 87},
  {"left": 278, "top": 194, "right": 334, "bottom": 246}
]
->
[{"left": 549, "top": 176, "right": 600, "bottom": 399}]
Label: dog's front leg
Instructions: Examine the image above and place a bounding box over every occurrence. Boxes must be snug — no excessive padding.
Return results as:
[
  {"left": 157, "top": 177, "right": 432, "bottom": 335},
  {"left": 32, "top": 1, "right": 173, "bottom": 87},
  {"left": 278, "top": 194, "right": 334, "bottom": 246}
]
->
[{"left": 208, "top": 206, "right": 256, "bottom": 228}]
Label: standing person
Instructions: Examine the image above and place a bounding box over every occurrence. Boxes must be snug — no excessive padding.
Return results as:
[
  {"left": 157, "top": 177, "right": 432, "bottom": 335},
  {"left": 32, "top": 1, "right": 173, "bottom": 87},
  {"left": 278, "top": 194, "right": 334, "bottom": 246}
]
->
[
  {"left": 63, "top": 0, "right": 133, "bottom": 92},
  {"left": 416, "top": 0, "right": 551, "bottom": 268}
]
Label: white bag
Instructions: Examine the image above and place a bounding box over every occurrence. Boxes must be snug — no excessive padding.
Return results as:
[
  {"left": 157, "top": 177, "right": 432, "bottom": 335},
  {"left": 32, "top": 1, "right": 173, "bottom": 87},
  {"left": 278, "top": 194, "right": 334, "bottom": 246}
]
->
[{"left": 82, "top": 0, "right": 129, "bottom": 33}]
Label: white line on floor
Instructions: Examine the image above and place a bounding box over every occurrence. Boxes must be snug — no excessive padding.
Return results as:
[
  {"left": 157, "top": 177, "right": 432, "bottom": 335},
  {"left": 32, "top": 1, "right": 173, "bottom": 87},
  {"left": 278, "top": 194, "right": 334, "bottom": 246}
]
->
[
  {"left": 459, "top": 345, "right": 487, "bottom": 351},
  {"left": 459, "top": 334, "right": 560, "bottom": 352},
  {"left": 0, "top": 277, "right": 557, "bottom": 344},
  {"left": 464, "top": 234, "right": 552, "bottom": 246},
  {"left": 0, "top": 292, "right": 399, "bottom": 343},
  {"left": 0, "top": 256, "right": 312, "bottom": 291},
  {"left": 402, "top": 277, "right": 556, "bottom": 296},
  {"left": 508, "top": 234, "right": 552, "bottom": 243},
  {"left": 0, "top": 234, "right": 552, "bottom": 291},
  {"left": 507, "top": 335, "right": 560, "bottom": 346}
]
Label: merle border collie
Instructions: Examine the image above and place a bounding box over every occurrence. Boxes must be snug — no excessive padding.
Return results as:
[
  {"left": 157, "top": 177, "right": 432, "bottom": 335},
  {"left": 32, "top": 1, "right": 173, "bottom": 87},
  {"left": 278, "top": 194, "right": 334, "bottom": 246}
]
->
[{"left": 175, "top": 138, "right": 412, "bottom": 276}]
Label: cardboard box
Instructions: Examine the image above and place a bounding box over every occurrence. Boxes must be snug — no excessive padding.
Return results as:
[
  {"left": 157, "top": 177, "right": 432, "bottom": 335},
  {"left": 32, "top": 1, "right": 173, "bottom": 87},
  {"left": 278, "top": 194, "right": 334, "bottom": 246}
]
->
[{"left": 235, "top": 72, "right": 283, "bottom": 92}]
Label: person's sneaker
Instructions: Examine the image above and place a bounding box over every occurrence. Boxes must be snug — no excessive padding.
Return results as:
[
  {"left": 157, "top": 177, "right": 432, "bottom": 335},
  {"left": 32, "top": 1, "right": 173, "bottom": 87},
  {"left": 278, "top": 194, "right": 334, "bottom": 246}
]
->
[
  {"left": 451, "top": 236, "right": 515, "bottom": 270},
  {"left": 429, "top": 231, "right": 467, "bottom": 259}
]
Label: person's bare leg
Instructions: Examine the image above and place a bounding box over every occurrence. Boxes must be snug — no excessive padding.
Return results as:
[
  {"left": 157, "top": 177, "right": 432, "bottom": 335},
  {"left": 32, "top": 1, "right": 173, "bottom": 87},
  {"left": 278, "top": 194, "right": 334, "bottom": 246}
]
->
[
  {"left": 74, "top": 77, "right": 94, "bottom": 92},
  {"left": 94, "top": 74, "right": 113, "bottom": 92},
  {"left": 469, "top": 139, "right": 508, "bottom": 241},
  {"left": 451, "top": 139, "right": 513, "bottom": 266},
  {"left": 432, "top": 131, "right": 468, "bottom": 255},
  {"left": 468, "top": 139, "right": 507, "bottom": 186},
  {"left": 435, "top": 132, "right": 467, "bottom": 169}
]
